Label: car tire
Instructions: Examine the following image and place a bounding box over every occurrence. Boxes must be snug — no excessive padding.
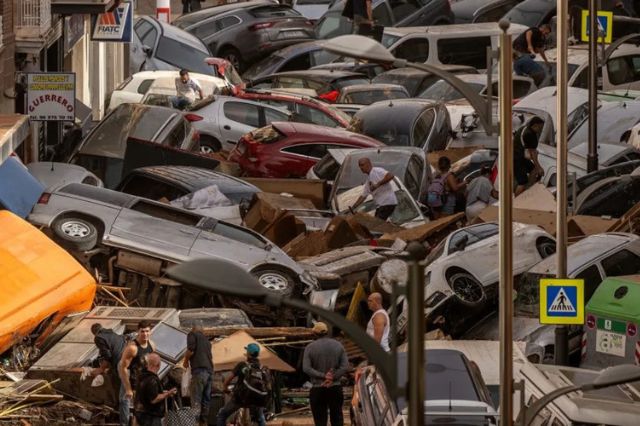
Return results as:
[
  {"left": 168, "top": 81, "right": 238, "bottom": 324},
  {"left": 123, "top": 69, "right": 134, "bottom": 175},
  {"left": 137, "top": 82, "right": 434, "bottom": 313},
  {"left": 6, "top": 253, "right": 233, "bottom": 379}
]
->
[
  {"left": 51, "top": 217, "right": 99, "bottom": 251},
  {"left": 251, "top": 268, "right": 295, "bottom": 296},
  {"left": 220, "top": 47, "right": 243, "bottom": 73},
  {"left": 199, "top": 136, "right": 222, "bottom": 154},
  {"left": 536, "top": 237, "right": 556, "bottom": 259},
  {"left": 448, "top": 271, "right": 486, "bottom": 307}
]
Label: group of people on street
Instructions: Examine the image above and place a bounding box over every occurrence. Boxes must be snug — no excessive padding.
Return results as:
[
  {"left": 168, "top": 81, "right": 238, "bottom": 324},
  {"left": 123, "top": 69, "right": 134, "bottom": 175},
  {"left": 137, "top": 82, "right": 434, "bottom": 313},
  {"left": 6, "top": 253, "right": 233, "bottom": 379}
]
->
[{"left": 91, "top": 320, "right": 270, "bottom": 426}]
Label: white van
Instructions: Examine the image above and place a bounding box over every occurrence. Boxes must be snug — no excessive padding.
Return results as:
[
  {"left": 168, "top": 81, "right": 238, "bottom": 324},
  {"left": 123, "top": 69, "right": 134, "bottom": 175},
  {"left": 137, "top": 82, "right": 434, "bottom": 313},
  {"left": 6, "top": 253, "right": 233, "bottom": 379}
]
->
[{"left": 381, "top": 22, "right": 527, "bottom": 70}]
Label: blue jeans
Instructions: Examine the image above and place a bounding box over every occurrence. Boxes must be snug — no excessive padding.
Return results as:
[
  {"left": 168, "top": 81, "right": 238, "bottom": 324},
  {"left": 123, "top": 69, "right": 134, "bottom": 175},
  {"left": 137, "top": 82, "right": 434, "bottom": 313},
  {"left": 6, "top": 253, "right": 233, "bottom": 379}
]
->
[
  {"left": 170, "top": 96, "right": 192, "bottom": 110},
  {"left": 119, "top": 382, "right": 130, "bottom": 426},
  {"left": 513, "top": 54, "right": 546, "bottom": 86},
  {"left": 190, "top": 368, "right": 213, "bottom": 422},
  {"left": 216, "top": 398, "right": 265, "bottom": 426}
]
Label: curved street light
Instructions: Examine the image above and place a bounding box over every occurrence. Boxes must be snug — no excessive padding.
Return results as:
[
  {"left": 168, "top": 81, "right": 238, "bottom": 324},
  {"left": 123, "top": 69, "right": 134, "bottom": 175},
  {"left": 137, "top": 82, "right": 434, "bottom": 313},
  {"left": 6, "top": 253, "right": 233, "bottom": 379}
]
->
[
  {"left": 319, "top": 35, "right": 498, "bottom": 135},
  {"left": 522, "top": 364, "right": 640, "bottom": 426}
]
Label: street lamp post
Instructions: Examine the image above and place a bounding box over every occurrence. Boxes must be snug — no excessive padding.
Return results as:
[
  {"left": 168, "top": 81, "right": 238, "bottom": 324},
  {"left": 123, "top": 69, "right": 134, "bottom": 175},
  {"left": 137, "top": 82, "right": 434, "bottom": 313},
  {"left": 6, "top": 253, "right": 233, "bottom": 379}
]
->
[{"left": 521, "top": 364, "right": 640, "bottom": 426}]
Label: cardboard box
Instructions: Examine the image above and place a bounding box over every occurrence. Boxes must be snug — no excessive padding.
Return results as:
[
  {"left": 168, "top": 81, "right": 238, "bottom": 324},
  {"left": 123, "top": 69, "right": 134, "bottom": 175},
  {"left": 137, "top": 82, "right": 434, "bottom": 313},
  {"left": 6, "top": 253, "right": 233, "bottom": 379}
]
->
[
  {"left": 243, "top": 178, "right": 327, "bottom": 208},
  {"left": 243, "top": 192, "right": 316, "bottom": 233}
]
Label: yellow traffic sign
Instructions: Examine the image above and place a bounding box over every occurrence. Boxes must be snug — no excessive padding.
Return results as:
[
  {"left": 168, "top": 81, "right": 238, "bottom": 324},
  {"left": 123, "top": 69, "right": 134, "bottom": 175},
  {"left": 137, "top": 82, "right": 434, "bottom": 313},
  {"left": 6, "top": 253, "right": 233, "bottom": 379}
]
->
[
  {"left": 540, "top": 278, "right": 585, "bottom": 325},
  {"left": 581, "top": 10, "right": 613, "bottom": 44}
]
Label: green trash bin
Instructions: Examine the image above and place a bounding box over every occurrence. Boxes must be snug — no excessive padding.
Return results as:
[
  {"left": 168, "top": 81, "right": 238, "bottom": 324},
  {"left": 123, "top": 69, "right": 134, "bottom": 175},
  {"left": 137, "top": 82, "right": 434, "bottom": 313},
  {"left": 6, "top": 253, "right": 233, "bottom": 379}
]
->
[{"left": 581, "top": 276, "right": 640, "bottom": 369}]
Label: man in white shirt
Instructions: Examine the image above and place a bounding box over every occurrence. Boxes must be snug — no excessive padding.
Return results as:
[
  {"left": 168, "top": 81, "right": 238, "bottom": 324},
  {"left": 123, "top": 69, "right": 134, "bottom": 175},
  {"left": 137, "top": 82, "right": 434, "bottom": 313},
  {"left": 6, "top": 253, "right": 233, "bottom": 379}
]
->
[
  {"left": 350, "top": 158, "right": 398, "bottom": 221},
  {"left": 172, "top": 69, "right": 204, "bottom": 110},
  {"left": 366, "top": 292, "right": 390, "bottom": 352}
]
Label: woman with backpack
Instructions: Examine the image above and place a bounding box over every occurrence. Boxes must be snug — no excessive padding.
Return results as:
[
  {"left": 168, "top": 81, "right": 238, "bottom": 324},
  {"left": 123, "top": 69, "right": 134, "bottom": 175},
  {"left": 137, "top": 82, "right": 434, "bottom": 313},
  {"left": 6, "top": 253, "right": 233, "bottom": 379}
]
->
[
  {"left": 427, "top": 156, "right": 467, "bottom": 219},
  {"left": 216, "top": 343, "right": 270, "bottom": 426}
]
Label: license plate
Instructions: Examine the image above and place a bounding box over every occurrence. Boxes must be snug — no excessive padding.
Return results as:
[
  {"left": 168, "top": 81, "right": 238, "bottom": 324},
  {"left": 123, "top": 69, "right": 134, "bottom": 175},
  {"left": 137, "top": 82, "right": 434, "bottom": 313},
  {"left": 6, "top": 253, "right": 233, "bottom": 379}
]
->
[
  {"left": 595, "top": 329, "right": 626, "bottom": 357},
  {"left": 278, "top": 31, "right": 307, "bottom": 39}
]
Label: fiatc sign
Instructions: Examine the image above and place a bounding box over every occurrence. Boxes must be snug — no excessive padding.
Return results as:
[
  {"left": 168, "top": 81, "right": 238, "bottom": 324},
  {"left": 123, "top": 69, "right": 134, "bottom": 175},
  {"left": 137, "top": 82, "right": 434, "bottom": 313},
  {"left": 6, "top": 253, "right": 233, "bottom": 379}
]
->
[
  {"left": 91, "top": 1, "right": 133, "bottom": 42},
  {"left": 27, "top": 73, "right": 76, "bottom": 122},
  {"left": 539, "top": 278, "right": 585, "bottom": 325}
]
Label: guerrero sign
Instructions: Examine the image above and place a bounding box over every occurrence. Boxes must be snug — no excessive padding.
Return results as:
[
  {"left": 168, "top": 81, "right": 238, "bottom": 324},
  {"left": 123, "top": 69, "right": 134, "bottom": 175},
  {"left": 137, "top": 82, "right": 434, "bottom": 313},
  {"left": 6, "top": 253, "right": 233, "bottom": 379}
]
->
[
  {"left": 27, "top": 73, "right": 76, "bottom": 122},
  {"left": 91, "top": 1, "right": 133, "bottom": 42}
]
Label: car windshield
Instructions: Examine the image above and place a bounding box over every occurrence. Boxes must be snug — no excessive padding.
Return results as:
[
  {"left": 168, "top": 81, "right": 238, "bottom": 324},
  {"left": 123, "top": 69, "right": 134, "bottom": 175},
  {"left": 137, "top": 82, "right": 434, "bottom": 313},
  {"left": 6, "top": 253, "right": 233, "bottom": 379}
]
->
[
  {"left": 250, "top": 5, "right": 302, "bottom": 17},
  {"left": 334, "top": 77, "right": 370, "bottom": 89},
  {"left": 155, "top": 36, "right": 212, "bottom": 75},
  {"left": 503, "top": 3, "right": 548, "bottom": 27},
  {"left": 374, "top": 74, "right": 422, "bottom": 97},
  {"left": 78, "top": 105, "right": 173, "bottom": 159},
  {"left": 350, "top": 186, "right": 420, "bottom": 225},
  {"left": 312, "top": 154, "right": 341, "bottom": 180},
  {"left": 515, "top": 272, "right": 551, "bottom": 316},
  {"left": 419, "top": 80, "right": 484, "bottom": 102},
  {"left": 343, "top": 89, "right": 408, "bottom": 105},
  {"left": 243, "top": 55, "right": 284, "bottom": 80},
  {"left": 316, "top": 9, "right": 352, "bottom": 39},
  {"left": 335, "top": 151, "right": 411, "bottom": 193}
]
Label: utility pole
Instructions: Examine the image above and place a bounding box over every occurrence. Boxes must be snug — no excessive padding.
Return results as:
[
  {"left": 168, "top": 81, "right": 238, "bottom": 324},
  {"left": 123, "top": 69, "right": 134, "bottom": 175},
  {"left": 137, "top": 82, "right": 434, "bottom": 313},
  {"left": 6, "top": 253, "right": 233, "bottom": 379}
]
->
[
  {"left": 498, "top": 18, "right": 514, "bottom": 426},
  {"left": 555, "top": 0, "right": 569, "bottom": 365},
  {"left": 587, "top": 0, "right": 599, "bottom": 173}
]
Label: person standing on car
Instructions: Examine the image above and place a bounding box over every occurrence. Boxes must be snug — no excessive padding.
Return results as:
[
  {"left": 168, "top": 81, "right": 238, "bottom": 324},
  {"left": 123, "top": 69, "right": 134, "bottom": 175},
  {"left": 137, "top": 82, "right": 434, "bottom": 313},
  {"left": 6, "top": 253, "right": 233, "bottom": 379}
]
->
[
  {"left": 366, "top": 293, "right": 391, "bottom": 352},
  {"left": 173, "top": 69, "right": 204, "bottom": 110},
  {"left": 183, "top": 322, "right": 214, "bottom": 426},
  {"left": 135, "top": 353, "right": 178, "bottom": 426},
  {"left": 119, "top": 321, "right": 155, "bottom": 426},
  {"left": 342, "top": 0, "right": 373, "bottom": 34},
  {"left": 513, "top": 117, "right": 545, "bottom": 196},
  {"left": 427, "top": 156, "right": 466, "bottom": 219},
  {"left": 512, "top": 24, "right": 551, "bottom": 86},
  {"left": 465, "top": 166, "right": 499, "bottom": 221},
  {"left": 350, "top": 158, "right": 398, "bottom": 221},
  {"left": 303, "top": 322, "right": 350, "bottom": 426},
  {"left": 216, "top": 343, "right": 270, "bottom": 426}
]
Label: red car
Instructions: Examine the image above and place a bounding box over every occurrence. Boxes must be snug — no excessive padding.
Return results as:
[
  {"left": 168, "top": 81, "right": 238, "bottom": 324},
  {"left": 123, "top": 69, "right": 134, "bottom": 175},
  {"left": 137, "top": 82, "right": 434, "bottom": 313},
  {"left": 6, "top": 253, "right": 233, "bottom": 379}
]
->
[
  {"left": 228, "top": 121, "right": 384, "bottom": 178},
  {"left": 236, "top": 89, "right": 351, "bottom": 128}
]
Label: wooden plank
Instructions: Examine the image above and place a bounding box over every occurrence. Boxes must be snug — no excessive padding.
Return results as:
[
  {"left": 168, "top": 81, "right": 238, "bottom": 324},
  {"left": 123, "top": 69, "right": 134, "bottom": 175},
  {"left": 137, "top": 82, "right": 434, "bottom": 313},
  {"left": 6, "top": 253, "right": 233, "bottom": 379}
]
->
[{"left": 200, "top": 326, "right": 316, "bottom": 339}]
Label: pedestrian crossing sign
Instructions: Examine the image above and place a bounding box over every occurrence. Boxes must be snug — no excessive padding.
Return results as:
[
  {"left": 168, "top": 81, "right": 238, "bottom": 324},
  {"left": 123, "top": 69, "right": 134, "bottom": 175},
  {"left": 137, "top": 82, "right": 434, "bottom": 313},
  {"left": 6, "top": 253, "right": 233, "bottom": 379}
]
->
[
  {"left": 581, "top": 10, "right": 613, "bottom": 44},
  {"left": 539, "top": 278, "right": 585, "bottom": 325}
]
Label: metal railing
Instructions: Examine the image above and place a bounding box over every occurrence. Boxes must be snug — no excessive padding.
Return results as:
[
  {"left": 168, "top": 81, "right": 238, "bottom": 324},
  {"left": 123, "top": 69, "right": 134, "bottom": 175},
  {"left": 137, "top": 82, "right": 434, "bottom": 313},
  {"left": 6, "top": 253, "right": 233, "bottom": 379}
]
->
[{"left": 16, "top": 0, "right": 51, "bottom": 36}]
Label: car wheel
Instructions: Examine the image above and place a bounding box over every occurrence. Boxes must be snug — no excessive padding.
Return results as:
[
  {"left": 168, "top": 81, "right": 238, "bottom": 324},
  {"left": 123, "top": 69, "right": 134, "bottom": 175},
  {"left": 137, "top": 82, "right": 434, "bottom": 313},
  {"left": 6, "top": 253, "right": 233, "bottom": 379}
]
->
[
  {"left": 199, "top": 136, "right": 222, "bottom": 154},
  {"left": 536, "top": 237, "right": 556, "bottom": 259},
  {"left": 220, "top": 48, "right": 243, "bottom": 73},
  {"left": 51, "top": 217, "right": 99, "bottom": 251},
  {"left": 252, "top": 268, "right": 295, "bottom": 296},
  {"left": 448, "top": 271, "right": 486, "bottom": 307}
]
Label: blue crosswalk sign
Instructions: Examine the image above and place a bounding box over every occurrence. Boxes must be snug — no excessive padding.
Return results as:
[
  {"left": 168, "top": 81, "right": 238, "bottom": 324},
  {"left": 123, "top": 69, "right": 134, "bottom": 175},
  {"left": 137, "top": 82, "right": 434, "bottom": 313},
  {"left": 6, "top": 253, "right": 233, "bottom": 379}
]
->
[{"left": 540, "top": 279, "right": 585, "bottom": 325}]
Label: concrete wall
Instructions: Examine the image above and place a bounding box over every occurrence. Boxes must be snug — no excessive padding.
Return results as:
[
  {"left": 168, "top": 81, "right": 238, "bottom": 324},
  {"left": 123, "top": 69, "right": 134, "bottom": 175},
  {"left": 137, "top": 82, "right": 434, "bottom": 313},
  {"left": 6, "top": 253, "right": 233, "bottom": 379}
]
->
[{"left": 0, "top": 0, "right": 16, "bottom": 114}]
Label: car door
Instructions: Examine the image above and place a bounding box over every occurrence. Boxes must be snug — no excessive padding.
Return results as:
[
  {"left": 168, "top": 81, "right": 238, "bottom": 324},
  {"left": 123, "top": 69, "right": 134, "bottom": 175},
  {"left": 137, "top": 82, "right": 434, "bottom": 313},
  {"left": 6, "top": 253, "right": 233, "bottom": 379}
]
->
[
  {"left": 389, "top": 0, "right": 428, "bottom": 25},
  {"left": 219, "top": 100, "right": 262, "bottom": 147},
  {"left": 603, "top": 54, "right": 640, "bottom": 91},
  {"left": 474, "top": 0, "right": 519, "bottom": 23},
  {"left": 131, "top": 19, "right": 158, "bottom": 73},
  {"left": 109, "top": 199, "right": 200, "bottom": 258}
]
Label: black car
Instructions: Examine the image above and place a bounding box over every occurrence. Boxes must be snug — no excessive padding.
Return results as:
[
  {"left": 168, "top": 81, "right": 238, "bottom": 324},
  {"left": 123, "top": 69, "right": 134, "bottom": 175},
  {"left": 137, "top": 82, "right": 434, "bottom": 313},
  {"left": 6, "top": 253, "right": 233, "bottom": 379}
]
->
[
  {"left": 243, "top": 41, "right": 339, "bottom": 81},
  {"left": 70, "top": 104, "right": 200, "bottom": 188},
  {"left": 173, "top": 1, "right": 315, "bottom": 72},
  {"left": 571, "top": 159, "right": 640, "bottom": 198},
  {"left": 372, "top": 66, "right": 477, "bottom": 97},
  {"left": 315, "top": 0, "right": 454, "bottom": 39},
  {"left": 575, "top": 173, "right": 640, "bottom": 218},
  {"left": 351, "top": 349, "right": 496, "bottom": 426},
  {"left": 352, "top": 99, "right": 451, "bottom": 152},
  {"left": 246, "top": 70, "right": 370, "bottom": 102},
  {"left": 117, "top": 165, "right": 261, "bottom": 209},
  {"left": 452, "top": 0, "right": 523, "bottom": 24}
]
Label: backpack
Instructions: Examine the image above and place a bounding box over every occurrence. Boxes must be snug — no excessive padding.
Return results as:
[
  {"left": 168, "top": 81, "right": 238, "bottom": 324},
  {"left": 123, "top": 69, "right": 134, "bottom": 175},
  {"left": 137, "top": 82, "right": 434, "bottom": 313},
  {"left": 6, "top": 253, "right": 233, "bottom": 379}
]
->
[
  {"left": 426, "top": 173, "right": 449, "bottom": 208},
  {"left": 234, "top": 362, "right": 271, "bottom": 407}
]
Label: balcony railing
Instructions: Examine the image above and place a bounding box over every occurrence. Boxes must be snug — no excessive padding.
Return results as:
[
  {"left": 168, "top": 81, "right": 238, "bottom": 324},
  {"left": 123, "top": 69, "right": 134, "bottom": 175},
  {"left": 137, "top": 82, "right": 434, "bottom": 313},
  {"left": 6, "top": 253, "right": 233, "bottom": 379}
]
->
[{"left": 16, "top": 0, "right": 52, "bottom": 40}]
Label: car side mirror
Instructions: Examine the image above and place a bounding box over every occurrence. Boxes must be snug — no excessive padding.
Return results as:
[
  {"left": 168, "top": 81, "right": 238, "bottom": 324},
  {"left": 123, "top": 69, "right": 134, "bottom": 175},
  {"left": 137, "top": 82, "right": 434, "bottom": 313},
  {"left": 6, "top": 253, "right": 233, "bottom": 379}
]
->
[
  {"left": 454, "top": 235, "right": 469, "bottom": 252},
  {"left": 142, "top": 45, "right": 153, "bottom": 57}
]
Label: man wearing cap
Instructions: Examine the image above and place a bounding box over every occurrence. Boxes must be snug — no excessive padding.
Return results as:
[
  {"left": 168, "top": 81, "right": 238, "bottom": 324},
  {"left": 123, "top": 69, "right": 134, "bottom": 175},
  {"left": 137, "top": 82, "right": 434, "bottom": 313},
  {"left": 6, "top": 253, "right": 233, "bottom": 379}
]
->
[
  {"left": 183, "top": 322, "right": 213, "bottom": 426},
  {"left": 303, "top": 322, "right": 350, "bottom": 426},
  {"left": 216, "top": 343, "right": 268, "bottom": 426}
]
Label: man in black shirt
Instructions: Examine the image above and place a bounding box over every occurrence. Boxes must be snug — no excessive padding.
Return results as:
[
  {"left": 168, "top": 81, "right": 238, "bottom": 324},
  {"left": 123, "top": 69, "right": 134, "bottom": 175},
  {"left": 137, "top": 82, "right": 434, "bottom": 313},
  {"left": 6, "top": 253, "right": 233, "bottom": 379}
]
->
[
  {"left": 135, "top": 353, "right": 177, "bottom": 426},
  {"left": 216, "top": 343, "right": 268, "bottom": 426},
  {"left": 513, "top": 25, "right": 551, "bottom": 86},
  {"left": 513, "top": 116, "right": 545, "bottom": 195},
  {"left": 183, "top": 322, "right": 214, "bottom": 426}
]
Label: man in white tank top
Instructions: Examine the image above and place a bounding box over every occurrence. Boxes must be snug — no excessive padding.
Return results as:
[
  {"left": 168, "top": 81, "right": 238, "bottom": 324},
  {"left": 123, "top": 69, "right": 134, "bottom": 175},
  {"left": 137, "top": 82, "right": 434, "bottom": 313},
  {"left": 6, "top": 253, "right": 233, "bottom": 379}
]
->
[{"left": 366, "top": 292, "right": 391, "bottom": 352}]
